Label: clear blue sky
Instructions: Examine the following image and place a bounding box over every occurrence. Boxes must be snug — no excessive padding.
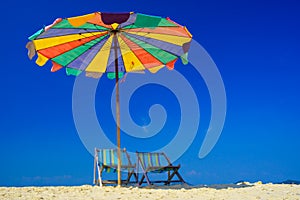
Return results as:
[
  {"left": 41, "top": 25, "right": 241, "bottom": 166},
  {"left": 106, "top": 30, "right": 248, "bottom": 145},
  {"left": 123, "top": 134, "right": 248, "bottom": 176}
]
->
[{"left": 1, "top": 0, "right": 300, "bottom": 186}]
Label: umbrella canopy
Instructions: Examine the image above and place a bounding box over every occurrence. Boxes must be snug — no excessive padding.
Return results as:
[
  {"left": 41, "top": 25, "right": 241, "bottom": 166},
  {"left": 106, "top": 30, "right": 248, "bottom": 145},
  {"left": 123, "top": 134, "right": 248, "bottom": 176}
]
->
[
  {"left": 26, "top": 12, "right": 192, "bottom": 78},
  {"left": 26, "top": 12, "right": 192, "bottom": 186}
]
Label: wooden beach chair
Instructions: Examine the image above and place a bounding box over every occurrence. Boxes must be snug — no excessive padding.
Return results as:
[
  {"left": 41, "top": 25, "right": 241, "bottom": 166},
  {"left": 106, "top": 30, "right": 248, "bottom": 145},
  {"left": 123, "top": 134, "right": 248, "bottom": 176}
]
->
[
  {"left": 136, "top": 151, "right": 185, "bottom": 186},
  {"left": 94, "top": 148, "right": 138, "bottom": 186}
]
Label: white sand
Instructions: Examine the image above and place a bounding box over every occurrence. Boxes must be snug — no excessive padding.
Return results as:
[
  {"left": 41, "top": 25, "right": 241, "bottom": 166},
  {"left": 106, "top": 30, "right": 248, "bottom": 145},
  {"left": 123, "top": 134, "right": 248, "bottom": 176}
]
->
[{"left": 0, "top": 183, "right": 300, "bottom": 200}]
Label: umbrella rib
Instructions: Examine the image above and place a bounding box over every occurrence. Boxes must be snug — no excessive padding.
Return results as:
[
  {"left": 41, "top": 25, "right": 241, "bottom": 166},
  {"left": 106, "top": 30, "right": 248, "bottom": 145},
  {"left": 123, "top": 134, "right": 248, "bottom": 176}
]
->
[
  {"left": 38, "top": 34, "right": 108, "bottom": 61},
  {"left": 54, "top": 35, "right": 109, "bottom": 67},
  {"left": 65, "top": 35, "right": 111, "bottom": 71},
  {"left": 88, "top": 24, "right": 116, "bottom": 52},
  {"left": 121, "top": 22, "right": 190, "bottom": 37},
  {"left": 81, "top": 23, "right": 113, "bottom": 51},
  {"left": 118, "top": 26, "right": 153, "bottom": 50},
  {"left": 49, "top": 22, "right": 109, "bottom": 41},
  {"left": 119, "top": 34, "right": 162, "bottom": 71},
  {"left": 38, "top": 21, "right": 109, "bottom": 39},
  {"left": 119, "top": 35, "right": 147, "bottom": 71},
  {"left": 122, "top": 28, "right": 189, "bottom": 50},
  {"left": 122, "top": 32, "right": 181, "bottom": 60},
  {"left": 126, "top": 26, "right": 191, "bottom": 37}
]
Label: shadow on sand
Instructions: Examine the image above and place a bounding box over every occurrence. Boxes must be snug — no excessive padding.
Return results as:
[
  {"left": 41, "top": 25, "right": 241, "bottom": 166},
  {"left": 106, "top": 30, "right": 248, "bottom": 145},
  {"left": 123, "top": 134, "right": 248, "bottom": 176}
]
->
[{"left": 132, "top": 182, "right": 254, "bottom": 190}]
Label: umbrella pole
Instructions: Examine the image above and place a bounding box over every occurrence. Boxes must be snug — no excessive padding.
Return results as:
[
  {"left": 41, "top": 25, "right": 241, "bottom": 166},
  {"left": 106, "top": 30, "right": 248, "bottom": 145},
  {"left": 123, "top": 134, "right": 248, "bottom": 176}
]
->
[{"left": 113, "top": 33, "right": 122, "bottom": 186}]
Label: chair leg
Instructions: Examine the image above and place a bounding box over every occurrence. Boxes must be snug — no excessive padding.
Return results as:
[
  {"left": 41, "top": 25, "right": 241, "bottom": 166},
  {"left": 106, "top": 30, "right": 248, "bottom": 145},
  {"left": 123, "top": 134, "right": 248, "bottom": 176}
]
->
[
  {"left": 134, "top": 172, "right": 138, "bottom": 183},
  {"left": 128, "top": 170, "right": 138, "bottom": 184},
  {"left": 175, "top": 170, "right": 185, "bottom": 183},
  {"left": 139, "top": 173, "right": 153, "bottom": 186},
  {"left": 125, "top": 169, "right": 138, "bottom": 185},
  {"left": 99, "top": 169, "right": 103, "bottom": 187},
  {"left": 126, "top": 170, "right": 134, "bottom": 185},
  {"left": 144, "top": 172, "right": 152, "bottom": 185},
  {"left": 166, "top": 171, "right": 171, "bottom": 185},
  {"left": 125, "top": 172, "right": 130, "bottom": 185},
  {"left": 166, "top": 171, "right": 176, "bottom": 185},
  {"left": 166, "top": 169, "right": 185, "bottom": 185},
  {"left": 138, "top": 174, "right": 145, "bottom": 186}
]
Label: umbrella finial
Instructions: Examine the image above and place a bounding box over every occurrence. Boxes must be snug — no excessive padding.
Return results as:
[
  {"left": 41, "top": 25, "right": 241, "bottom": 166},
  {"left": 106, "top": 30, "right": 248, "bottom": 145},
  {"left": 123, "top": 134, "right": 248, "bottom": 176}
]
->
[{"left": 111, "top": 23, "right": 119, "bottom": 30}]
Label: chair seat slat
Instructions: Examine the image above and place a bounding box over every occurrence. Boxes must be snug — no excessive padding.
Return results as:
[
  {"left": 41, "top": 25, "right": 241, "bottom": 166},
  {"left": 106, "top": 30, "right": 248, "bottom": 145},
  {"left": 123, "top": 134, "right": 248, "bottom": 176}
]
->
[{"left": 136, "top": 151, "right": 185, "bottom": 186}]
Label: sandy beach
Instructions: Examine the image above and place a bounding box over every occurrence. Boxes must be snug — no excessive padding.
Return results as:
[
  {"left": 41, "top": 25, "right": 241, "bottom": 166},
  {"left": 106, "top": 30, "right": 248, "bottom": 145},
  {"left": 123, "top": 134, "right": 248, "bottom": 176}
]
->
[{"left": 1, "top": 182, "right": 299, "bottom": 200}]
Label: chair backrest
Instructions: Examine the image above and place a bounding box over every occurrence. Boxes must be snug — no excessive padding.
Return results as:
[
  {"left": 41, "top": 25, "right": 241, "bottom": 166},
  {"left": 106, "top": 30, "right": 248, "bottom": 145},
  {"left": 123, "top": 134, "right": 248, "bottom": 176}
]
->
[
  {"left": 95, "top": 148, "right": 133, "bottom": 167},
  {"left": 136, "top": 152, "right": 171, "bottom": 169}
]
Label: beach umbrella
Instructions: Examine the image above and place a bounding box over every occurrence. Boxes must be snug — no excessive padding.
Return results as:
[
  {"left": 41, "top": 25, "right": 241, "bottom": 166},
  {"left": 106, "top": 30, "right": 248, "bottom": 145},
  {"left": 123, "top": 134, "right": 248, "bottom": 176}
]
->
[{"left": 26, "top": 12, "right": 192, "bottom": 185}]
